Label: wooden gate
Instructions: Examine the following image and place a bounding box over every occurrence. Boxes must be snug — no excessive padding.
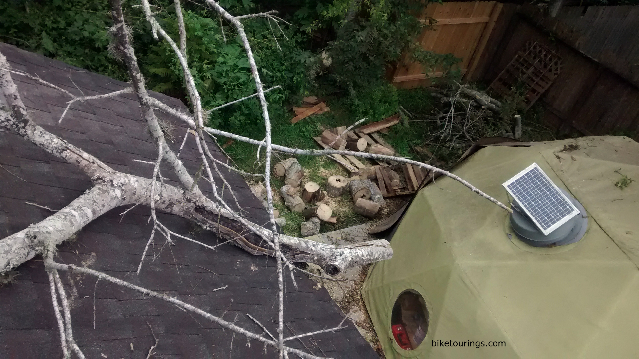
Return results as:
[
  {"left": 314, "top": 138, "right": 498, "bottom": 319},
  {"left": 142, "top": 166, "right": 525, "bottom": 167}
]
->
[{"left": 392, "top": 1, "right": 503, "bottom": 89}]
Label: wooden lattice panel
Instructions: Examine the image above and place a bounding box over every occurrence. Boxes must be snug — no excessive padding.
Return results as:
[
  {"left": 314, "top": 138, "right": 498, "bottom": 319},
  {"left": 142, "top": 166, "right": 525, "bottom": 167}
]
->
[{"left": 490, "top": 41, "right": 562, "bottom": 109}]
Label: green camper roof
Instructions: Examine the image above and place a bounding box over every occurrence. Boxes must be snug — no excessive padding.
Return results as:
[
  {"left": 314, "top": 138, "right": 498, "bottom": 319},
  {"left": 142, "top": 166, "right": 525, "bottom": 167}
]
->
[{"left": 363, "top": 136, "right": 639, "bottom": 359}]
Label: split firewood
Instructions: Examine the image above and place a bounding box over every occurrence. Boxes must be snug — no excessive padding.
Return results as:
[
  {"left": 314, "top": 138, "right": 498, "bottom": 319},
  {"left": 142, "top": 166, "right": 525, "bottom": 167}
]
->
[
  {"left": 302, "top": 181, "right": 320, "bottom": 203},
  {"left": 346, "top": 138, "right": 367, "bottom": 152},
  {"left": 354, "top": 198, "right": 380, "bottom": 218},
  {"left": 280, "top": 185, "right": 305, "bottom": 213},
  {"left": 320, "top": 129, "right": 345, "bottom": 150},
  {"left": 369, "top": 143, "right": 394, "bottom": 156},
  {"left": 327, "top": 175, "right": 348, "bottom": 197},
  {"left": 285, "top": 160, "right": 304, "bottom": 187},
  {"left": 302, "top": 204, "right": 332, "bottom": 222},
  {"left": 325, "top": 217, "right": 337, "bottom": 224},
  {"left": 274, "top": 158, "right": 297, "bottom": 177},
  {"left": 300, "top": 217, "right": 321, "bottom": 237},
  {"left": 350, "top": 179, "right": 372, "bottom": 202},
  {"left": 273, "top": 209, "right": 280, "bottom": 218}
]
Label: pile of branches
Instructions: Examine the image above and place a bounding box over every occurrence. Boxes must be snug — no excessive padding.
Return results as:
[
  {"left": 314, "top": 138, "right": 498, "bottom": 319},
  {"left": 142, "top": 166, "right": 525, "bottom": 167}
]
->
[{"left": 401, "top": 84, "right": 521, "bottom": 164}]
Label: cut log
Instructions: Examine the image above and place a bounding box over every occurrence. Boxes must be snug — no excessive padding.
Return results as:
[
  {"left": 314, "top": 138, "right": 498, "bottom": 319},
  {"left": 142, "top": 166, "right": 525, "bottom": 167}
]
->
[
  {"left": 369, "top": 144, "right": 394, "bottom": 156},
  {"left": 327, "top": 175, "right": 348, "bottom": 197},
  {"left": 302, "top": 203, "right": 332, "bottom": 222},
  {"left": 320, "top": 129, "right": 345, "bottom": 149},
  {"left": 302, "top": 181, "right": 320, "bottom": 203},
  {"left": 354, "top": 198, "right": 380, "bottom": 218},
  {"left": 274, "top": 158, "right": 297, "bottom": 177},
  {"left": 358, "top": 166, "right": 378, "bottom": 180},
  {"left": 281, "top": 185, "right": 305, "bottom": 212},
  {"left": 350, "top": 179, "right": 372, "bottom": 202},
  {"left": 300, "top": 217, "right": 321, "bottom": 237},
  {"left": 336, "top": 126, "right": 347, "bottom": 136},
  {"left": 285, "top": 160, "right": 304, "bottom": 187},
  {"left": 346, "top": 138, "right": 367, "bottom": 152},
  {"left": 357, "top": 114, "right": 400, "bottom": 134}
]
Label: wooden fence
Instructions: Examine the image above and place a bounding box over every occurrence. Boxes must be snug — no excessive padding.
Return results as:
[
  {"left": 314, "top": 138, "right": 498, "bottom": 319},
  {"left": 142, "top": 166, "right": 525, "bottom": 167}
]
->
[
  {"left": 391, "top": 1, "right": 506, "bottom": 88},
  {"left": 486, "top": 5, "right": 639, "bottom": 140}
]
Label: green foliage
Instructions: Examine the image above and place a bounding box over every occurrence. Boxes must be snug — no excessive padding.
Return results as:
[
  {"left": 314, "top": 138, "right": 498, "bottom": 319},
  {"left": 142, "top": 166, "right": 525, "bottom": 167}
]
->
[
  {"left": 293, "top": 0, "right": 427, "bottom": 121},
  {"left": 411, "top": 48, "right": 462, "bottom": 83}
]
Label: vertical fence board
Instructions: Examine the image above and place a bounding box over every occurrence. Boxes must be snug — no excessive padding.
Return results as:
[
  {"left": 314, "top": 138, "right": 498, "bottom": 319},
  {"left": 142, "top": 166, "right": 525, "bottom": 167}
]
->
[{"left": 392, "top": 1, "right": 503, "bottom": 88}]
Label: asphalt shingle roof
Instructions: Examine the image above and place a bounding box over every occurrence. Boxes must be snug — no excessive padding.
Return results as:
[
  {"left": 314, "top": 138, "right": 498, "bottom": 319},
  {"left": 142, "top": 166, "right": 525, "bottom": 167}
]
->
[{"left": 0, "top": 43, "right": 377, "bottom": 359}]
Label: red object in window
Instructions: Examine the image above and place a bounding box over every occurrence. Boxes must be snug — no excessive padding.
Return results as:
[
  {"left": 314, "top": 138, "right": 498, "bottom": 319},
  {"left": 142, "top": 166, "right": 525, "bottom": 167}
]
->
[{"left": 392, "top": 324, "right": 412, "bottom": 350}]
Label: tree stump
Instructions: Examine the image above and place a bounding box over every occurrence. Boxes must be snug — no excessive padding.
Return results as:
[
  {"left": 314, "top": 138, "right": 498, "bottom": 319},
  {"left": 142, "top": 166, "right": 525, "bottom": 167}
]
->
[
  {"left": 327, "top": 175, "right": 348, "bottom": 197},
  {"left": 354, "top": 198, "right": 380, "bottom": 218},
  {"left": 369, "top": 143, "right": 394, "bottom": 156},
  {"left": 284, "top": 160, "right": 304, "bottom": 187},
  {"left": 346, "top": 138, "right": 367, "bottom": 152},
  {"left": 320, "top": 129, "right": 345, "bottom": 150},
  {"left": 280, "top": 185, "right": 305, "bottom": 212},
  {"left": 302, "top": 203, "right": 332, "bottom": 222},
  {"left": 273, "top": 158, "right": 296, "bottom": 177},
  {"left": 300, "top": 217, "right": 321, "bottom": 237},
  {"left": 301, "top": 182, "right": 320, "bottom": 203}
]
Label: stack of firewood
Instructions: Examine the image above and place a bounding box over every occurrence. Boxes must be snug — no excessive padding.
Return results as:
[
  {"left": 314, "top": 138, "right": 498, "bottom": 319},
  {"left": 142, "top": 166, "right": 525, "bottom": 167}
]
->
[{"left": 274, "top": 158, "right": 335, "bottom": 237}]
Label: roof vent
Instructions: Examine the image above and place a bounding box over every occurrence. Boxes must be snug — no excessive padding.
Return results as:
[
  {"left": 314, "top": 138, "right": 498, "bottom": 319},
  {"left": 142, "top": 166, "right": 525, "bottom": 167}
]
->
[
  {"left": 510, "top": 189, "right": 588, "bottom": 247},
  {"left": 503, "top": 163, "right": 588, "bottom": 247}
]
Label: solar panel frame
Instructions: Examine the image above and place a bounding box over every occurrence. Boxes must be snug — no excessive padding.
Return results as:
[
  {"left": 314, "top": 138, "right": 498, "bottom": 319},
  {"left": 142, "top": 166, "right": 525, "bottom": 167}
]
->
[{"left": 502, "top": 163, "right": 580, "bottom": 236}]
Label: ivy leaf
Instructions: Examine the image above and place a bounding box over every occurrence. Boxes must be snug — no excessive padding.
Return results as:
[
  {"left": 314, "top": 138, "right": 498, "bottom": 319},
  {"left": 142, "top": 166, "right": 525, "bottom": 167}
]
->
[{"left": 41, "top": 31, "right": 55, "bottom": 53}]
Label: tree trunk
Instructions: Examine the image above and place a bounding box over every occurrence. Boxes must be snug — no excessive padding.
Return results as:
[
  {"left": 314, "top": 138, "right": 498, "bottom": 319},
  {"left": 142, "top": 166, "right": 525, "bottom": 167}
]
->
[
  {"left": 350, "top": 179, "right": 372, "bottom": 202},
  {"left": 274, "top": 158, "right": 296, "bottom": 177}
]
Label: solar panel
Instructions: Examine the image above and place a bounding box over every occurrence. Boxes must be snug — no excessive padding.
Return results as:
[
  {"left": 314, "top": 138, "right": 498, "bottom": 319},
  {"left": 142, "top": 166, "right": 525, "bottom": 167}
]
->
[{"left": 502, "top": 163, "right": 579, "bottom": 235}]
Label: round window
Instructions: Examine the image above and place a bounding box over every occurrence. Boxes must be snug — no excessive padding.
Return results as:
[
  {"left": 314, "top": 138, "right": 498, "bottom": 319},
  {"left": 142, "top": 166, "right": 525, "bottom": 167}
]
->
[{"left": 391, "top": 290, "right": 429, "bottom": 350}]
